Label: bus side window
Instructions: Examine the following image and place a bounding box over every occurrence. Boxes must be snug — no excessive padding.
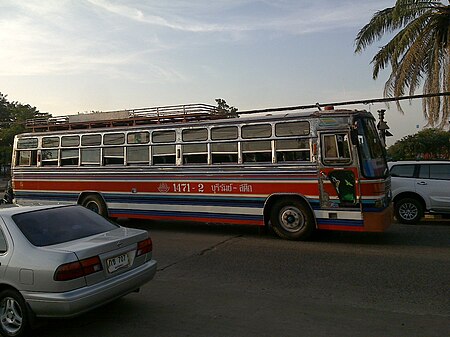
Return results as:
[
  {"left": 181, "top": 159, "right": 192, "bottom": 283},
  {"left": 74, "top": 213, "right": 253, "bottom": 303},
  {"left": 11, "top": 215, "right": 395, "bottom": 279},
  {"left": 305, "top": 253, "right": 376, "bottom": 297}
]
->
[
  {"left": 276, "top": 139, "right": 311, "bottom": 163},
  {"left": 103, "top": 147, "right": 124, "bottom": 166},
  {"left": 41, "top": 149, "right": 59, "bottom": 166},
  {"left": 152, "top": 145, "right": 176, "bottom": 165},
  {"left": 17, "top": 150, "right": 38, "bottom": 166},
  {"left": 127, "top": 146, "right": 149, "bottom": 165},
  {"left": 211, "top": 142, "right": 238, "bottom": 164},
  {"left": 61, "top": 149, "right": 79, "bottom": 166},
  {"left": 182, "top": 144, "right": 208, "bottom": 165},
  {"left": 322, "top": 134, "right": 351, "bottom": 165},
  {"left": 81, "top": 148, "right": 100, "bottom": 166},
  {"left": 242, "top": 140, "right": 271, "bottom": 163}
]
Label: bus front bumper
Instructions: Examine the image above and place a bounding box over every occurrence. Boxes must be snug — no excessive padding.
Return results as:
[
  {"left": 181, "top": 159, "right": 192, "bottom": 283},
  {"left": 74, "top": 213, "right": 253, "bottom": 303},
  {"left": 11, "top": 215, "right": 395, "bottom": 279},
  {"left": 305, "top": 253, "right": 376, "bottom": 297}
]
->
[{"left": 363, "top": 204, "right": 393, "bottom": 232}]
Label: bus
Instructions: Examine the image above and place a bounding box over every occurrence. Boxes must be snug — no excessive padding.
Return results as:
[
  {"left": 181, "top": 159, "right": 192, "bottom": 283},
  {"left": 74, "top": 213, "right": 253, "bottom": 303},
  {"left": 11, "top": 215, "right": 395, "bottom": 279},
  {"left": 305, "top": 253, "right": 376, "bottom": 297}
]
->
[{"left": 11, "top": 103, "right": 392, "bottom": 240}]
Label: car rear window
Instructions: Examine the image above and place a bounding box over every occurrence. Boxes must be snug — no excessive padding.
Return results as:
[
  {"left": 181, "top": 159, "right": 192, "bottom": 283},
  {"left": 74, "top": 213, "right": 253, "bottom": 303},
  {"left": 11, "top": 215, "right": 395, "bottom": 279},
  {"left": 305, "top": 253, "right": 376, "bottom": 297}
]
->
[
  {"left": 430, "top": 164, "right": 450, "bottom": 180},
  {"left": 12, "top": 206, "right": 119, "bottom": 247},
  {"left": 390, "top": 164, "right": 415, "bottom": 177}
]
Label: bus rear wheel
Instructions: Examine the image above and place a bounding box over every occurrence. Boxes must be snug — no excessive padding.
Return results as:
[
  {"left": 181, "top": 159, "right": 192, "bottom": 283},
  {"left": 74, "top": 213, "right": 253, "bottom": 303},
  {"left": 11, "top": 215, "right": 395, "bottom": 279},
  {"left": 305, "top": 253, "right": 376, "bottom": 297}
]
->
[
  {"left": 81, "top": 194, "right": 107, "bottom": 217},
  {"left": 270, "top": 198, "right": 314, "bottom": 240}
]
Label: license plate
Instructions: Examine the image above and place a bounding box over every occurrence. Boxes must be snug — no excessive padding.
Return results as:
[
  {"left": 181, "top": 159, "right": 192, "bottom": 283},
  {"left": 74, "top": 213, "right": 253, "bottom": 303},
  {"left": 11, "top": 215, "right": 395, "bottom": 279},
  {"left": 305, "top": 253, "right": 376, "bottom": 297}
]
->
[{"left": 107, "top": 253, "right": 129, "bottom": 273}]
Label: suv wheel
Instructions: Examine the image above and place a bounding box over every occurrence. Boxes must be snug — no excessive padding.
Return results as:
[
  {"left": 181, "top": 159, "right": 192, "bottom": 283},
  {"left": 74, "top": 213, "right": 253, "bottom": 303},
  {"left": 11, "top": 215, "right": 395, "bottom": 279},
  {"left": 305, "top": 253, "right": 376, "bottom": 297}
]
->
[{"left": 395, "top": 197, "right": 424, "bottom": 224}]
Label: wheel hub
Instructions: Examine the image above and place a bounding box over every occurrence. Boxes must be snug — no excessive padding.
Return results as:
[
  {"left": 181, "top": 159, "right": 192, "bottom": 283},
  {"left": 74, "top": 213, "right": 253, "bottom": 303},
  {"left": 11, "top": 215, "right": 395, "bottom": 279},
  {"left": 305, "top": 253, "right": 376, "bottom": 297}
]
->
[
  {"left": 280, "top": 207, "right": 304, "bottom": 232},
  {"left": 1, "top": 297, "right": 23, "bottom": 335},
  {"left": 6, "top": 309, "right": 15, "bottom": 322},
  {"left": 399, "top": 203, "right": 418, "bottom": 220}
]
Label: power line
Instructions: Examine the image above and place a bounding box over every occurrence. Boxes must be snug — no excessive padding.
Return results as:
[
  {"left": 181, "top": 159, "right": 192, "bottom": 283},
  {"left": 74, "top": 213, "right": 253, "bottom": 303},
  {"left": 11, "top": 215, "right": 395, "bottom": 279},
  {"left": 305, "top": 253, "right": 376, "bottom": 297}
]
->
[{"left": 238, "top": 92, "right": 450, "bottom": 114}]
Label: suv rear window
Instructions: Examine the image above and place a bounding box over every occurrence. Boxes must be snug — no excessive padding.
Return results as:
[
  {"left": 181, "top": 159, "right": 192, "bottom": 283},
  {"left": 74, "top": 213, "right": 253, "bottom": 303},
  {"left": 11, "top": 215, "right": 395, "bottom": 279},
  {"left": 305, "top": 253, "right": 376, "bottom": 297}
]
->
[
  {"left": 430, "top": 164, "right": 450, "bottom": 179},
  {"left": 13, "top": 206, "right": 118, "bottom": 247},
  {"left": 419, "top": 164, "right": 450, "bottom": 180},
  {"left": 390, "top": 164, "right": 415, "bottom": 177}
]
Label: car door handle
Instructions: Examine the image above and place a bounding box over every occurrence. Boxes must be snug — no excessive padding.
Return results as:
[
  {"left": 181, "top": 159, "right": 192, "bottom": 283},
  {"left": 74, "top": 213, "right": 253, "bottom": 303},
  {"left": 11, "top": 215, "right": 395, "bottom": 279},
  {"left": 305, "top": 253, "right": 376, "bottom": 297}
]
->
[{"left": 417, "top": 181, "right": 427, "bottom": 185}]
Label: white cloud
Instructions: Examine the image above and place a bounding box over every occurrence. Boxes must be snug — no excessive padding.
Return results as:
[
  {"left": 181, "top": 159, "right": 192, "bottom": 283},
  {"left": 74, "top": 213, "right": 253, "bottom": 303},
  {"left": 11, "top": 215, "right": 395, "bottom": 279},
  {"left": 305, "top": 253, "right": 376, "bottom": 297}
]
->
[
  {"left": 0, "top": 0, "right": 178, "bottom": 79},
  {"left": 85, "top": 0, "right": 396, "bottom": 35},
  {"left": 0, "top": 0, "right": 396, "bottom": 78},
  {"left": 0, "top": 0, "right": 400, "bottom": 118},
  {"left": 86, "top": 0, "right": 226, "bottom": 32}
]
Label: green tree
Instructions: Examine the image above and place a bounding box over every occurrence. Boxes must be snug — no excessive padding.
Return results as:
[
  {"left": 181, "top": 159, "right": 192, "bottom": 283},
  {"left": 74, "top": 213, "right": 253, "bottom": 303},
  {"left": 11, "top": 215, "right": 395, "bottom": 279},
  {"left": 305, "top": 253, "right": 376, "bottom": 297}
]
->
[
  {"left": 355, "top": 0, "right": 450, "bottom": 128},
  {"left": 0, "top": 92, "right": 49, "bottom": 169},
  {"left": 387, "top": 128, "right": 450, "bottom": 160},
  {"left": 215, "top": 98, "right": 238, "bottom": 118}
]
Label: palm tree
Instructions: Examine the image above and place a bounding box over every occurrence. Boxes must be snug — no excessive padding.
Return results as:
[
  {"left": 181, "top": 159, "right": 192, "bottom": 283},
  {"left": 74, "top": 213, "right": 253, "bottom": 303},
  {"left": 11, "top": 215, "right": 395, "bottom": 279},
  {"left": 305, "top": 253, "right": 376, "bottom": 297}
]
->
[{"left": 355, "top": 0, "right": 450, "bottom": 128}]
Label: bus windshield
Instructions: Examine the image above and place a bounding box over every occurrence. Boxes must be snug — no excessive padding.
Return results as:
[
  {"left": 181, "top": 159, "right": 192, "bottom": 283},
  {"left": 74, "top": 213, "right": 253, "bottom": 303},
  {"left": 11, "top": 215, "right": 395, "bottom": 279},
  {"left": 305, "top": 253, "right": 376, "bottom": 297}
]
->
[{"left": 355, "top": 117, "right": 388, "bottom": 178}]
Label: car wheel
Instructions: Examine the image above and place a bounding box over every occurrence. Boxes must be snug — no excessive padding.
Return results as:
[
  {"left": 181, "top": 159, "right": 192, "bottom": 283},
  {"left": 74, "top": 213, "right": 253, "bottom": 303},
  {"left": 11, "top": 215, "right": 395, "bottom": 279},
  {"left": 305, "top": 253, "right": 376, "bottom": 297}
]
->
[
  {"left": 270, "top": 198, "right": 314, "bottom": 240},
  {"left": 395, "top": 197, "right": 424, "bottom": 224},
  {"left": 81, "top": 194, "right": 107, "bottom": 217},
  {"left": 0, "top": 289, "right": 30, "bottom": 337}
]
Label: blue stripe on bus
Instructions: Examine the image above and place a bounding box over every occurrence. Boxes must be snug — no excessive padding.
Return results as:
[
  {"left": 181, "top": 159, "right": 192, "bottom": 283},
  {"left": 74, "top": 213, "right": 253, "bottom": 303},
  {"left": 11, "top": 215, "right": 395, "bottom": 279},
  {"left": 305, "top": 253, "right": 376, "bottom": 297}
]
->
[
  {"left": 18, "top": 191, "right": 385, "bottom": 217},
  {"left": 17, "top": 192, "right": 323, "bottom": 210},
  {"left": 15, "top": 192, "right": 78, "bottom": 202},
  {"left": 15, "top": 191, "right": 267, "bottom": 209},
  {"left": 316, "top": 219, "right": 364, "bottom": 227},
  {"left": 15, "top": 191, "right": 324, "bottom": 213},
  {"left": 109, "top": 208, "right": 263, "bottom": 221},
  {"left": 104, "top": 194, "right": 265, "bottom": 208}
]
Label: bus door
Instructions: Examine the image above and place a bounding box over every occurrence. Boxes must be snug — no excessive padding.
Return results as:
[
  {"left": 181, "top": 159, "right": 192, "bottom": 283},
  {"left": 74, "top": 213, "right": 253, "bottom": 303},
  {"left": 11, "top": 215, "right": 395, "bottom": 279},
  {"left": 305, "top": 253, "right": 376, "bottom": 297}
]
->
[{"left": 318, "top": 132, "right": 361, "bottom": 209}]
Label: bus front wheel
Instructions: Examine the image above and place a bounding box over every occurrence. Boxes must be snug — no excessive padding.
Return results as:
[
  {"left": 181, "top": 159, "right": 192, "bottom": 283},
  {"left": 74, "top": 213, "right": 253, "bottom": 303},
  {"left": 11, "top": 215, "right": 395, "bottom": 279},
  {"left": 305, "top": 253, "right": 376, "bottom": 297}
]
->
[
  {"left": 81, "top": 194, "right": 107, "bottom": 217},
  {"left": 270, "top": 198, "right": 314, "bottom": 240}
]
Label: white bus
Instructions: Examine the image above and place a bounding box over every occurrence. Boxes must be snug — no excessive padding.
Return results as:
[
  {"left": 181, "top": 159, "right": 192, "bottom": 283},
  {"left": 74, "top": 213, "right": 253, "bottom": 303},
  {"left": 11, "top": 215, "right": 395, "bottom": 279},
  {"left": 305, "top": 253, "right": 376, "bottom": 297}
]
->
[{"left": 12, "top": 103, "right": 392, "bottom": 240}]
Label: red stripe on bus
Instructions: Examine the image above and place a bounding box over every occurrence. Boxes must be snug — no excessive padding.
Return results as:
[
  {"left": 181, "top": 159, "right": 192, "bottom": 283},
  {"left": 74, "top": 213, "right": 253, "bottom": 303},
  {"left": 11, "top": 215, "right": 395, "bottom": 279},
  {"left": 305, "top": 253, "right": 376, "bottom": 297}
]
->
[{"left": 15, "top": 180, "right": 321, "bottom": 196}]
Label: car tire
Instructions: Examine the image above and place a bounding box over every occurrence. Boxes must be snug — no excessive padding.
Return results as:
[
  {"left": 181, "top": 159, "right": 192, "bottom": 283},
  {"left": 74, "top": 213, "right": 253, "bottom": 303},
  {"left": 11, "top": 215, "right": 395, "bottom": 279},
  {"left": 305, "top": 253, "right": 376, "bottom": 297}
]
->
[
  {"left": 270, "top": 198, "right": 315, "bottom": 240},
  {"left": 395, "top": 197, "right": 424, "bottom": 224},
  {"left": 0, "top": 289, "right": 30, "bottom": 337},
  {"left": 81, "top": 194, "right": 107, "bottom": 217}
]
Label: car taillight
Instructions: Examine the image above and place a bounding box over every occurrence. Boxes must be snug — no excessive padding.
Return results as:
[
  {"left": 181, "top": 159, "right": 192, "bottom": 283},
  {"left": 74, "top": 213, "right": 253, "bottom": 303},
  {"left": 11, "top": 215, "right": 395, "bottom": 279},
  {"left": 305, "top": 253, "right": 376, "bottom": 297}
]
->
[
  {"left": 136, "top": 238, "right": 152, "bottom": 257},
  {"left": 54, "top": 256, "right": 103, "bottom": 281}
]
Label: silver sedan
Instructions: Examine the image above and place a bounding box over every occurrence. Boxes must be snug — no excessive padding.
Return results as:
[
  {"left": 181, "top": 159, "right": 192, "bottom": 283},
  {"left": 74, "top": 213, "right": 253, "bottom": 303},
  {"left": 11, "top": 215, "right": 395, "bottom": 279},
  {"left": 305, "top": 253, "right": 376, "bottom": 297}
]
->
[{"left": 0, "top": 205, "right": 157, "bottom": 337}]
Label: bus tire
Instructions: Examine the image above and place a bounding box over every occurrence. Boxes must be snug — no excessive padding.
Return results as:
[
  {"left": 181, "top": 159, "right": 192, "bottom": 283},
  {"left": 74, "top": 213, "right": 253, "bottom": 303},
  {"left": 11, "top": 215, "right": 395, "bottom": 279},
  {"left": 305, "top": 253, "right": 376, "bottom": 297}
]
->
[
  {"left": 81, "top": 194, "right": 107, "bottom": 217},
  {"left": 270, "top": 198, "right": 314, "bottom": 240}
]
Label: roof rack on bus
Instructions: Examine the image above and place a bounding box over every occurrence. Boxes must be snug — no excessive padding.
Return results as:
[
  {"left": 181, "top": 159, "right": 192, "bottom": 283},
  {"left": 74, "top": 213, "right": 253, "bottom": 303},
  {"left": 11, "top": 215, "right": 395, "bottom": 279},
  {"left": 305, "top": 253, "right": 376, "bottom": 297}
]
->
[{"left": 25, "top": 103, "right": 232, "bottom": 132}]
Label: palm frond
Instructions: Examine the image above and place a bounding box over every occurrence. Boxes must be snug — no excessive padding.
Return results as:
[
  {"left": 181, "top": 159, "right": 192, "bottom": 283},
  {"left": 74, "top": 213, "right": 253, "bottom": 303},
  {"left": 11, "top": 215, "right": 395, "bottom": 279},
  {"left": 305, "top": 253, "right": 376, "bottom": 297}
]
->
[
  {"left": 354, "top": 8, "right": 395, "bottom": 53},
  {"left": 371, "top": 13, "right": 431, "bottom": 79},
  {"left": 355, "top": 0, "right": 450, "bottom": 128}
]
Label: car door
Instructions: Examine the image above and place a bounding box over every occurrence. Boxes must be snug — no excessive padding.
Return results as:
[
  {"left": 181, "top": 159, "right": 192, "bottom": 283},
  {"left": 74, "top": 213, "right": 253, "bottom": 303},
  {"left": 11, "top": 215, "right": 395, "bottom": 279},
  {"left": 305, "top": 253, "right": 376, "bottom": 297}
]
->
[{"left": 416, "top": 164, "right": 450, "bottom": 212}]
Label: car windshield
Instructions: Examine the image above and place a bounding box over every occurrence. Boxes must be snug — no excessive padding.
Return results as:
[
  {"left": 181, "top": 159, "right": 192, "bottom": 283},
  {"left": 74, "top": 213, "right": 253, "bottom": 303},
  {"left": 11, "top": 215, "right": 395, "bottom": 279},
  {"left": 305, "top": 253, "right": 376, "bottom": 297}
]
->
[
  {"left": 355, "top": 117, "right": 388, "bottom": 178},
  {"left": 12, "top": 205, "right": 119, "bottom": 247}
]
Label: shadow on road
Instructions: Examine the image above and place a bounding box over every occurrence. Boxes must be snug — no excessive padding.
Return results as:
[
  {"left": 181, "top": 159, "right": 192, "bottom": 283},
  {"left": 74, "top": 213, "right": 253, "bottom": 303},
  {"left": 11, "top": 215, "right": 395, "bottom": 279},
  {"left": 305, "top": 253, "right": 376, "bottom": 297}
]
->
[{"left": 120, "top": 218, "right": 450, "bottom": 249}]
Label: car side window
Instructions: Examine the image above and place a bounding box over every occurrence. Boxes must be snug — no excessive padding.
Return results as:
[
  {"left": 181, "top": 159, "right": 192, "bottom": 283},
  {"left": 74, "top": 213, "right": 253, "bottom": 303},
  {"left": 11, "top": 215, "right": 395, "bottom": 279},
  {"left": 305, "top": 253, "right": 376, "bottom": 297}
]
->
[
  {"left": 390, "top": 164, "right": 415, "bottom": 177},
  {"left": 0, "top": 229, "right": 7, "bottom": 253},
  {"left": 429, "top": 164, "right": 450, "bottom": 180},
  {"left": 418, "top": 165, "right": 430, "bottom": 179}
]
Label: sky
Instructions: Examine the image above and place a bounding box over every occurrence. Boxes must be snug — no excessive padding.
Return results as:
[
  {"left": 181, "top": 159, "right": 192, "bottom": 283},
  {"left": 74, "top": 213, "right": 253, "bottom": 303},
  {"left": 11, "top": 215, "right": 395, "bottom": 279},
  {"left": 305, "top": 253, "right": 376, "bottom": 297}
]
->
[{"left": 0, "top": 0, "right": 441, "bottom": 146}]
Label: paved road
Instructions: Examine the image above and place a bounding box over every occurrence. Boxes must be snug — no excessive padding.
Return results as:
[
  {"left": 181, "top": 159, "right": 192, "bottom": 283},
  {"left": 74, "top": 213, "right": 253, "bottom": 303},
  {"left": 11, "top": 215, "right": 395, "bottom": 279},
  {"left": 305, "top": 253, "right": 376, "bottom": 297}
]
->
[{"left": 37, "top": 220, "right": 450, "bottom": 337}]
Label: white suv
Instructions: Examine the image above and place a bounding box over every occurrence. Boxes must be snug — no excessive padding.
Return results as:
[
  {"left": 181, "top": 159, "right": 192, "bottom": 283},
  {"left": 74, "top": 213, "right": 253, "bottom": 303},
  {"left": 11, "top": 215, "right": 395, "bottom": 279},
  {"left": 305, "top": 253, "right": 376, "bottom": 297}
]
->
[{"left": 389, "top": 161, "right": 450, "bottom": 224}]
